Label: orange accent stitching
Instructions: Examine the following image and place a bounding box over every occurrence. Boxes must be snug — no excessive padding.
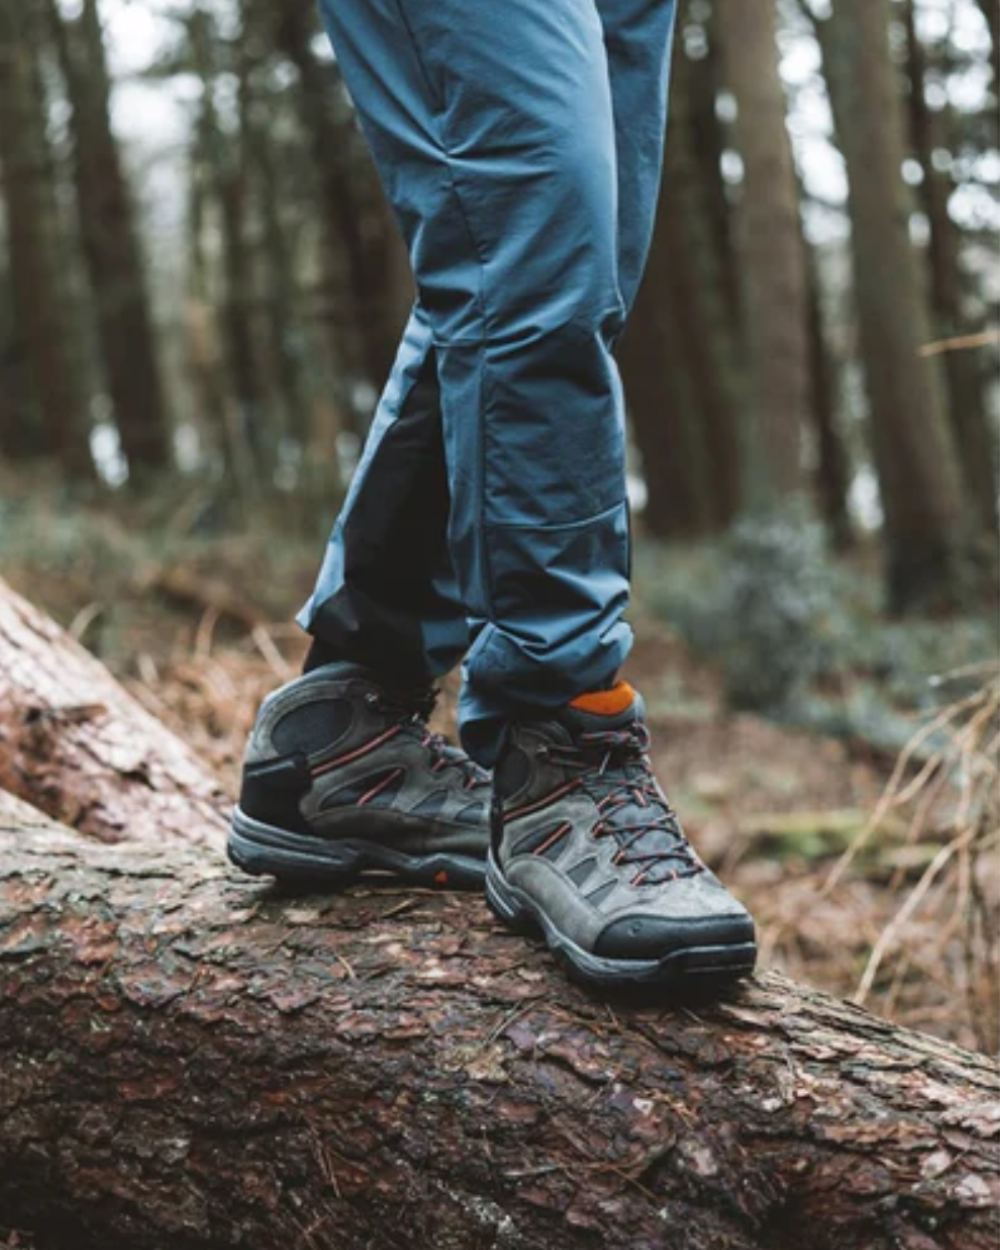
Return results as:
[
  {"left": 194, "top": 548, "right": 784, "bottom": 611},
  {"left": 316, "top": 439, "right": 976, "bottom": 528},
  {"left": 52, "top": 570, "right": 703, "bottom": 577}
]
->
[
  {"left": 532, "top": 823, "right": 571, "bottom": 857},
  {"left": 311, "top": 724, "right": 402, "bottom": 777},
  {"left": 569, "top": 681, "right": 636, "bottom": 717},
  {"left": 505, "top": 778, "right": 581, "bottom": 822}
]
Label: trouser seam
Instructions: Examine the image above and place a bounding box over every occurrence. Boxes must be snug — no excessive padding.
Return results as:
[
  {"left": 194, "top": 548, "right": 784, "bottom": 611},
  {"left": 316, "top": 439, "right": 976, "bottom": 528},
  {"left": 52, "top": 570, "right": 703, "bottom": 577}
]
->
[{"left": 482, "top": 498, "right": 627, "bottom": 533}]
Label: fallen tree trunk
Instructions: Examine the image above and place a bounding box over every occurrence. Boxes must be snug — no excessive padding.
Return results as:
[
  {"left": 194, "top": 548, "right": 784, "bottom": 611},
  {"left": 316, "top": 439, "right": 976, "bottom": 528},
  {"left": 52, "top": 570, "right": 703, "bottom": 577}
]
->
[
  {"left": 0, "top": 576, "right": 227, "bottom": 845},
  {"left": 1, "top": 815, "right": 996, "bottom": 1250}
]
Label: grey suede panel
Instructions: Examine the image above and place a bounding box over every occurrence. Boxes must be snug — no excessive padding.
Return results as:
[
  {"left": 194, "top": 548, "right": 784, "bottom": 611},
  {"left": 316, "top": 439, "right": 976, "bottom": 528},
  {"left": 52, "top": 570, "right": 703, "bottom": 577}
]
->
[
  {"left": 497, "top": 721, "right": 751, "bottom": 953},
  {"left": 497, "top": 721, "right": 573, "bottom": 810},
  {"left": 244, "top": 665, "right": 489, "bottom": 854}
]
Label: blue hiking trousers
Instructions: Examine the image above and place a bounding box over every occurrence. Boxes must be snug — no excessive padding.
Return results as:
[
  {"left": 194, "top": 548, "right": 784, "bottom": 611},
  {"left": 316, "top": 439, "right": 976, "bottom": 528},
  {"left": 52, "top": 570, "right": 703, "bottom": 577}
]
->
[{"left": 298, "top": 0, "right": 678, "bottom": 765}]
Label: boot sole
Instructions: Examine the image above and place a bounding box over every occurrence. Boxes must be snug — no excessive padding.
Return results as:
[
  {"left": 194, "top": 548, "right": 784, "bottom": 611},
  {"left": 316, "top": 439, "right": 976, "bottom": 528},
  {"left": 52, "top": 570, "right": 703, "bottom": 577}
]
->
[
  {"left": 485, "top": 853, "right": 756, "bottom": 993},
  {"left": 228, "top": 807, "right": 486, "bottom": 891}
]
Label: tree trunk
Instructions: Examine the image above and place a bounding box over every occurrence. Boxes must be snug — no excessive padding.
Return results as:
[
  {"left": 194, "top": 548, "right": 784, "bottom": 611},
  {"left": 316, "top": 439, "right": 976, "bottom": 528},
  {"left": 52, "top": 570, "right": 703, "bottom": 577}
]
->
[
  {"left": 620, "top": 267, "right": 713, "bottom": 539},
  {"left": 975, "top": 0, "right": 999, "bottom": 92},
  {"left": 692, "top": 9, "right": 742, "bottom": 339},
  {"left": 903, "top": 0, "right": 998, "bottom": 550},
  {"left": 0, "top": 809, "right": 996, "bottom": 1250},
  {"left": 817, "top": 0, "right": 970, "bottom": 613},
  {"left": 188, "top": 5, "right": 268, "bottom": 486},
  {"left": 47, "top": 0, "right": 172, "bottom": 480},
  {"left": 0, "top": 268, "right": 42, "bottom": 459},
  {"left": 806, "top": 253, "right": 853, "bottom": 549},
  {"left": 665, "top": 43, "right": 744, "bottom": 531},
  {"left": 621, "top": 43, "right": 743, "bottom": 538},
  {"left": 274, "top": 0, "right": 408, "bottom": 413},
  {"left": 716, "top": 0, "right": 811, "bottom": 506},
  {"left": 244, "top": 39, "right": 310, "bottom": 452},
  {"left": 0, "top": 577, "right": 227, "bottom": 845},
  {"left": 0, "top": 0, "right": 91, "bottom": 478}
]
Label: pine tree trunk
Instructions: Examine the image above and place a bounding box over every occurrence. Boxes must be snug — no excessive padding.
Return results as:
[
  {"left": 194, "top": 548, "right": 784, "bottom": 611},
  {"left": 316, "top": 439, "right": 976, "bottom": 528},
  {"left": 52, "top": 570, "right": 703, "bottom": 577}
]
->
[
  {"left": 48, "top": 0, "right": 172, "bottom": 480},
  {"left": 188, "top": 5, "right": 266, "bottom": 492},
  {"left": 903, "top": 0, "right": 998, "bottom": 550},
  {"left": 0, "top": 266, "right": 44, "bottom": 459},
  {"left": 806, "top": 256, "right": 853, "bottom": 549},
  {"left": 621, "top": 44, "right": 742, "bottom": 538},
  {"left": 620, "top": 268, "right": 714, "bottom": 539},
  {"left": 817, "top": 0, "right": 969, "bottom": 612},
  {"left": 716, "top": 0, "right": 811, "bottom": 506},
  {"left": 243, "top": 43, "right": 310, "bottom": 451},
  {"left": 275, "top": 0, "right": 408, "bottom": 414},
  {"left": 1, "top": 809, "right": 996, "bottom": 1250},
  {"left": 664, "top": 45, "right": 743, "bottom": 530},
  {"left": 691, "top": 13, "right": 742, "bottom": 339},
  {"left": 975, "top": 0, "right": 999, "bottom": 91},
  {"left": 0, "top": 0, "right": 91, "bottom": 478}
]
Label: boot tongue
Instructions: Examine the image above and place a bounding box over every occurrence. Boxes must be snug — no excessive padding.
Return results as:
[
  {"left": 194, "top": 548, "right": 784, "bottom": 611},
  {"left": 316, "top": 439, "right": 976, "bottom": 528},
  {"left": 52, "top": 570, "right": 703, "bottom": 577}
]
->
[{"left": 555, "top": 682, "right": 692, "bottom": 877}]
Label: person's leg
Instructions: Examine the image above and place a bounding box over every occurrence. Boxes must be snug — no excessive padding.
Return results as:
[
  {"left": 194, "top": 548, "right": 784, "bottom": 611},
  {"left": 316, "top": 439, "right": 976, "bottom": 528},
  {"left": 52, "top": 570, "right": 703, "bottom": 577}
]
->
[
  {"left": 231, "top": 0, "right": 626, "bottom": 887},
  {"left": 482, "top": 4, "right": 756, "bottom": 990},
  {"left": 235, "top": 313, "right": 489, "bottom": 893},
  {"left": 298, "top": 305, "right": 469, "bottom": 687},
  {"left": 317, "top": 0, "right": 635, "bottom": 767},
  {"left": 301, "top": 0, "right": 677, "bottom": 721}
]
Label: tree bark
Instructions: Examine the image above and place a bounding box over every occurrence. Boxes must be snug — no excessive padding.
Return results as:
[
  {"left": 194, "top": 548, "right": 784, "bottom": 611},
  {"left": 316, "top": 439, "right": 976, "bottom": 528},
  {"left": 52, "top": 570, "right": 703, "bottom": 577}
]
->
[
  {"left": 975, "top": 0, "right": 999, "bottom": 92},
  {"left": 902, "top": 0, "right": 998, "bottom": 550},
  {"left": 716, "top": 0, "right": 812, "bottom": 506},
  {"left": 620, "top": 267, "right": 714, "bottom": 539},
  {"left": 0, "top": 812, "right": 996, "bottom": 1250},
  {"left": 816, "top": 0, "right": 970, "bottom": 612},
  {"left": 0, "top": 577, "right": 227, "bottom": 845},
  {"left": 0, "top": 0, "right": 91, "bottom": 478},
  {"left": 806, "top": 253, "right": 853, "bottom": 549},
  {"left": 275, "top": 0, "right": 409, "bottom": 416},
  {"left": 241, "top": 0, "right": 310, "bottom": 452},
  {"left": 188, "top": 5, "right": 267, "bottom": 487},
  {"left": 692, "top": 8, "right": 742, "bottom": 339},
  {"left": 621, "top": 43, "right": 743, "bottom": 539},
  {"left": 47, "top": 0, "right": 173, "bottom": 479}
]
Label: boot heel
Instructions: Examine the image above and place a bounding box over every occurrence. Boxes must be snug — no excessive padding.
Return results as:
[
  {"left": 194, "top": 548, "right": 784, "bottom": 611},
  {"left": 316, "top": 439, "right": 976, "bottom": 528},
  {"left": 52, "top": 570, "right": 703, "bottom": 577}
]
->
[
  {"left": 228, "top": 809, "right": 361, "bottom": 886},
  {"left": 485, "top": 856, "right": 537, "bottom": 935}
]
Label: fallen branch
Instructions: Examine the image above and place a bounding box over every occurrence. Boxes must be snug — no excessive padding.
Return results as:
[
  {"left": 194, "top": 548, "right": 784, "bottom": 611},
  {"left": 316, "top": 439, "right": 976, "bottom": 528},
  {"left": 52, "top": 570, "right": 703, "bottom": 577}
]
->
[
  {"left": 0, "top": 576, "right": 227, "bottom": 845},
  {"left": 0, "top": 814, "right": 996, "bottom": 1250}
]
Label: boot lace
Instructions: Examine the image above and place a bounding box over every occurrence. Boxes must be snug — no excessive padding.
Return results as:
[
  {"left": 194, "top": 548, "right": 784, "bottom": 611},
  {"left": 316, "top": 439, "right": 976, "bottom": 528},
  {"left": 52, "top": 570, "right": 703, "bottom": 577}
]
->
[
  {"left": 542, "top": 723, "right": 702, "bottom": 885},
  {"left": 365, "top": 687, "right": 489, "bottom": 791}
]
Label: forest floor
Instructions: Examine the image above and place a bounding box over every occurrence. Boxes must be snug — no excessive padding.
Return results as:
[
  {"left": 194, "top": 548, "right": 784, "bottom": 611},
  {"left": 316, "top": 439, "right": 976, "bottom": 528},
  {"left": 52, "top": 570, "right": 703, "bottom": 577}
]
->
[{"left": 1, "top": 477, "right": 996, "bottom": 1054}]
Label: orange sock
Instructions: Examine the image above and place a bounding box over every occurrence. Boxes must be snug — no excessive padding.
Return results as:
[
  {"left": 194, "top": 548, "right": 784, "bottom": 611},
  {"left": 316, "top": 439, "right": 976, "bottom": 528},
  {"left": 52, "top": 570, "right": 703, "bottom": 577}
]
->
[{"left": 569, "top": 680, "right": 635, "bottom": 717}]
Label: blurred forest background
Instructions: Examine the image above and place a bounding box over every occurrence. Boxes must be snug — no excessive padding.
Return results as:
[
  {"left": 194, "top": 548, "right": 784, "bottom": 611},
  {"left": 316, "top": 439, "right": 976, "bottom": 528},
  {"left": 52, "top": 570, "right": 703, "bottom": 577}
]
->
[{"left": 0, "top": 0, "right": 997, "bottom": 1051}]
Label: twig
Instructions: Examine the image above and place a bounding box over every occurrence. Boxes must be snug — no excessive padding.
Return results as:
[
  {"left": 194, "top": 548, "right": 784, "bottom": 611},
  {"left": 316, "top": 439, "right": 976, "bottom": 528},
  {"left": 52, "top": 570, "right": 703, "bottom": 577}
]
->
[{"left": 918, "top": 329, "right": 1000, "bottom": 357}]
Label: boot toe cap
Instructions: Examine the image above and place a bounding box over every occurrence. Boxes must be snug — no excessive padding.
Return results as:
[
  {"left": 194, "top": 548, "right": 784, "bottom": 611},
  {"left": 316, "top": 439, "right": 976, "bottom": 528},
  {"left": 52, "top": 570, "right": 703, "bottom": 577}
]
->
[{"left": 593, "top": 908, "right": 755, "bottom": 961}]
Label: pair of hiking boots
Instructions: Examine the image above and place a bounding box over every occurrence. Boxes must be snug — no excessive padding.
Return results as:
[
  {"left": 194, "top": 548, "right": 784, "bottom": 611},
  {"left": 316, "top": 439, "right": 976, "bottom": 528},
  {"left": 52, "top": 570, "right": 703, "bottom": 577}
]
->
[{"left": 229, "top": 662, "right": 756, "bottom": 991}]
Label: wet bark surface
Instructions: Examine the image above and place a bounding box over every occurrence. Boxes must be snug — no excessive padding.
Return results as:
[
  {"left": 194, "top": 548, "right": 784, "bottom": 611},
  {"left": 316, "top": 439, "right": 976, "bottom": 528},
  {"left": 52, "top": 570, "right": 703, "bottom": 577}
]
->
[
  {"left": 0, "top": 577, "right": 227, "bottom": 845},
  {"left": 1, "top": 816, "right": 996, "bottom": 1250}
]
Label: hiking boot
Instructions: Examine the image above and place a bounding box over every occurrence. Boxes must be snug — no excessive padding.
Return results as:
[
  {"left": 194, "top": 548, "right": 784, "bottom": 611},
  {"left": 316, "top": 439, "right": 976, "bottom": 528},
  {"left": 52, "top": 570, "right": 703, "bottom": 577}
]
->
[
  {"left": 485, "top": 681, "right": 756, "bottom": 990},
  {"left": 229, "top": 661, "right": 490, "bottom": 888}
]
